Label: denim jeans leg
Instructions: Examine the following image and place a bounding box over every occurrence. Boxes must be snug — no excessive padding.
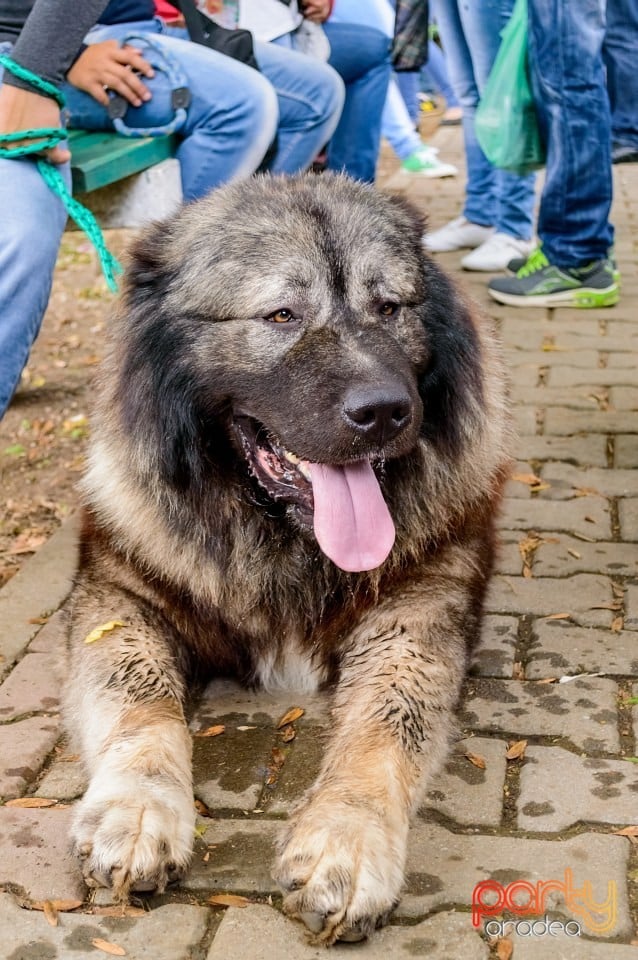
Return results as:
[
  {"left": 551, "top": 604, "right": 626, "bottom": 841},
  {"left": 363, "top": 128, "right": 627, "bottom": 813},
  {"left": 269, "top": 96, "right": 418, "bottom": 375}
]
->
[
  {"left": 603, "top": 0, "right": 638, "bottom": 150},
  {"left": 528, "top": 0, "right": 614, "bottom": 264},
  {"left": 430, "top": 0, "right": 496, "bottom": 227},
  {"left": 255, "top": 39, "right": 344, "bottom": 176},
  {"left": 323, "top": 22, "right": 391, "bottom": 182},
  {"left": 65, "top": 20, "right": 281, "bottom": 201},
  {"left": 0, "top": 157, "right": 69, "bottom": 416}
]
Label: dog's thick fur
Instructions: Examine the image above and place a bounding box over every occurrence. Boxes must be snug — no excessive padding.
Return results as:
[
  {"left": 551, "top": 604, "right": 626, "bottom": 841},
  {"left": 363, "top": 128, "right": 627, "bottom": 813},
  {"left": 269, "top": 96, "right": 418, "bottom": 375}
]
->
[{"left": 63, "top": 173, "right": 511, "bottom": 944}]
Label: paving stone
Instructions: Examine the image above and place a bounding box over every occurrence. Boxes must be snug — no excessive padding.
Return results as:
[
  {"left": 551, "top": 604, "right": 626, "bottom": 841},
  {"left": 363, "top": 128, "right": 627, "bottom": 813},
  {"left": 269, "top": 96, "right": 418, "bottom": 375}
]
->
[
  {"left": 536, "top": 463, "right": 638, "bottom": 499},
  {"left": 486, "top": 574, "right": 614, "bottom": 628},
  {"left": 0, "top": 514, "right": 78, "bottom": 673},
  {"left": 0, "top": 651, "right": 62, "bottom": 719},
  {"left": 493, "top": 537, "right": 525, "bottom": 577},
  {"left": 206, "top": 905, "right": 490, "bottom": 960},
  {"left": 518, "top": 746, "right": 638, "bottom": 830},
  {"left": 0, "top": 715, "right": 60, "bottom": 797},
  {"left": 396, "top": 824, "right": 632, "bottom": 939},
  {"left": 459, "top": 677, "right": 620, "bottom": 753},
  {"left": 609, "top": 385, "right": 638, "bottom": 409},
  {"left": 0, "top": 893, "right": 210, "bottom": 960},
  {"left": 27, "top": 607, "right": 67, "bottom": 653},
  {"left": 501, "top": 317, "right": 604, "bottom": 347},
  {"left": 511, "top": 940, "right": 638, "bottom": 959},
  {"left": 532, "top": 535, "right": 637, "bottom": 577},
  {"left": 617, "top": 498, "right": 638, "bottom": 539},
  {"left": 35, "top": 752, "right": 86, "bottom": 801},
  {"left": 546, "top": 365, "right": 638, "bottom": 387},
  {"left": 184, "top": 818, "right": 281, "bottom": 894},
  {"left": 195, "top": 679, "right": 330, "bottom": 725},
  {"left": 606, "top": 352, "right": 638, "bottom": 368},
  {"left": 514, "top": 435, "right": 609, "bottom": 467},
  {"left": 513, "top": 406, "right": 539, "bottom": 436},
  {"left": 624, "top": 585, "right": 638, "bottom": 631},
  {"left": 633, "top": 684, "right": 637, "bottom": 744},
  {"left": 526, "top": 622, "right": 638, "bottom": 677},
  {"left": 615, "top": 435, "right": 638, "bottom": 468},
  {"left": 507, "top": 349, "right": 601, "bottom": 368},
  {"left": 511, "top": 385, "right": 606, "bottom": 410},
  {"left": 0, "top": 806, "right": 84, "bottom": 900},
  {"left": 193, "top": 721, "right": 275, "bottom": 813},
  {"left": 498, "top": 497, "right": 612, "bottom": 539},
  {"left": 545, "top": 410, "right": 638, "bottom": 436},
  {"left": 420, "top": 737, "right": 507, "bottom": 827},
  {"left": 504, "top": 462, "right": 535, "bottom": 500},
  {"left": 470, "top": 615, "right": 519, "bottom": 678}
]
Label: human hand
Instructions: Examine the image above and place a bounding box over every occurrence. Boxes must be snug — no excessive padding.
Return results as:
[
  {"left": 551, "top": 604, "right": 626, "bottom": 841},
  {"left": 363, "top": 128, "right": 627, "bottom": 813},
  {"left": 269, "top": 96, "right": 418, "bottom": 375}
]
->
[
  {"left": 302, "top": 0, "right": 331, "bottom": 23},
  {"left": 0, "top": 83, "right": 69, "bottom": 163},
  {"left": 66, "top": 40, "right": 155, "bottom": 108}
]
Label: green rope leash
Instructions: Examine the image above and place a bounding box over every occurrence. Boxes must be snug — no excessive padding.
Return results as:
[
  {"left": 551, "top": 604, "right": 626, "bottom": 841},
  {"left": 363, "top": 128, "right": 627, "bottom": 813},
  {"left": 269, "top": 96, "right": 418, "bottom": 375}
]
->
[{"left": 0, "top": 54, "right": 122, "bottom": 292}]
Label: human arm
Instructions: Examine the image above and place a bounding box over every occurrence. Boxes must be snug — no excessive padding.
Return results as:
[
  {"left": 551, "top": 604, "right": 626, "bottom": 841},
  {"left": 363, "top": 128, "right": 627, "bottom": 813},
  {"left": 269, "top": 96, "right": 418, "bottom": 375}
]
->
[{"left": 301, "top": 0, "right": 333, "bottom": 23}]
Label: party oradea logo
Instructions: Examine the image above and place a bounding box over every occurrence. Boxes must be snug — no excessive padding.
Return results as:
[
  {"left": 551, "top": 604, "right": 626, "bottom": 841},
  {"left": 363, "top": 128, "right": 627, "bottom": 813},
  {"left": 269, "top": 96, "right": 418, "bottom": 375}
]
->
[{"left": 472, "top": 868, "right": 617, "bottom": 938}]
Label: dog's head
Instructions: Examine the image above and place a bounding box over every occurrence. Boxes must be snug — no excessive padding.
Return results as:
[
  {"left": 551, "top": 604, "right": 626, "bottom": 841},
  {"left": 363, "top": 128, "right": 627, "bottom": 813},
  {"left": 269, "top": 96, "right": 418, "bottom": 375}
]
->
[{"left": 110, "top": 174, "right": 483, "bottom": 573}]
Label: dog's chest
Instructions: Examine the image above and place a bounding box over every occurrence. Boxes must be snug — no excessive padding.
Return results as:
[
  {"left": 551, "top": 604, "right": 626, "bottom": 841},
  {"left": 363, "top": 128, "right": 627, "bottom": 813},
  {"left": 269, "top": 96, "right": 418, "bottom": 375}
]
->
[{"left": 254, "top": 634, "right": 327, "bottom": 694}]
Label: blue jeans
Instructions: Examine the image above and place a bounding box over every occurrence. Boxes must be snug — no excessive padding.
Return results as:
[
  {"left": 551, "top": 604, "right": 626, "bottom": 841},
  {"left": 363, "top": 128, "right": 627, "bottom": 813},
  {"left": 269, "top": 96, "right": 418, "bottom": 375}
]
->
[
  {"left": 528, "top": 0, "right": 614, "bottom": 265},
  {"left": 0, "top": 45, "right": 71, "bottom": 417},
  {"left": 430, "top": 0, "right": 535, "bottom": 240},
  {"left": 330, "top": 0, "right": 422, "bottom": 160},
  {"left": 66, "top": 20, "right": 344, "bottom": 201},
  {"left": 323, "top": 21, "right": 391, "bottom": 182},
  {"left": 603, "top": 0, "right": 638, "bottom": 151}
]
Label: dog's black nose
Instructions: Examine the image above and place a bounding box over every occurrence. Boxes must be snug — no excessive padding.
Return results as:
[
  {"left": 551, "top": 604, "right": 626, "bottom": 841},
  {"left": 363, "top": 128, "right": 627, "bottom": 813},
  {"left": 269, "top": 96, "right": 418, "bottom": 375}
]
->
[{"left": 342, "top": 386, "right": 412, "bottom": 445}]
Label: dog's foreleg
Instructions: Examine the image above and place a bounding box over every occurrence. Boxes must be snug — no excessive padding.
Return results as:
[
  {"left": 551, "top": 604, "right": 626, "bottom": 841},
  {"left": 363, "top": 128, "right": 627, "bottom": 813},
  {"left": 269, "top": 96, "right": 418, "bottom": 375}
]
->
[
  {"left": 64, "top": 587, "right": 195, "bottom": 898},
  {"left": 273, "top": 584, "right": 469, "bottom": 944}
]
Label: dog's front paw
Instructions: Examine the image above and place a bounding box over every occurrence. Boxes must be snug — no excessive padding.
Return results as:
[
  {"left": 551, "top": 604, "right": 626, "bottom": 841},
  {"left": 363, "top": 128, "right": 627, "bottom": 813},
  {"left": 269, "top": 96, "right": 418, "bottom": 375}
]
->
[
  {"left": 72, "top": 774, "right": 196, "bottom": 898},
  {"left": 273, "top": 795, "right": 407, "bottom": 945}
]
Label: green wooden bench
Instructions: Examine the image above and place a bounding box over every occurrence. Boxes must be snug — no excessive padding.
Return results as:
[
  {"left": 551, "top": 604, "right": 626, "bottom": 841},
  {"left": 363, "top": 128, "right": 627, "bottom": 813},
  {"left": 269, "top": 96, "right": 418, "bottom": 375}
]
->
[{"left": 68, "top": 128, "right": 178, "bottom": 194}]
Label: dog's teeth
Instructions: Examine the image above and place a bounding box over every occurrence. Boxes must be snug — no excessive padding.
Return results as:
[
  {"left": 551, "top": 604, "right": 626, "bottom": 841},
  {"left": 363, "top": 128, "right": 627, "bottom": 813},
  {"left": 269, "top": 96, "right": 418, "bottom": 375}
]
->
[
  {"left": 298, "top": 462, "right": 311, "bottom": 481},
  {"left": 284, "top": 450, "right": 300, "bottom": 465}
]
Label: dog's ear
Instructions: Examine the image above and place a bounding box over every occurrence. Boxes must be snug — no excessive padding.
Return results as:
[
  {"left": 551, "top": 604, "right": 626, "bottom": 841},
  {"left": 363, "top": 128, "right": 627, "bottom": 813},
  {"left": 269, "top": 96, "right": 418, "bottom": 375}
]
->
[
  {"left": 116, "top": 221, "right": 221, "bottom": 493},
  {"left": 385, "top": 193, "right": 428, "bottom": 239},
  {"left": 417, "top": 256, "right": 484, "bottom": 457}
]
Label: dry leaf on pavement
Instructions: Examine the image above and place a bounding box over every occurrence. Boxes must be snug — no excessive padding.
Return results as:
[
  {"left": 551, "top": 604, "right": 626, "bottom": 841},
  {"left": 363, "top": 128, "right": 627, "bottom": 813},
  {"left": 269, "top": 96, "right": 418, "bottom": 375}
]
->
[
  {"left": 277, "top": 706, "right": 305, "bottom": 728},
  {"left": 193, "top": 725, "right": 225, "bottom": 738},
  {"left": 505, "top": 740, "right": 528, "bottom": 761},
  {"left": 42, "top": 901, "right": 59, "bottom": 927},
  {"left": 91, "top": 939, "right": 126, "bottom": 956},
  {"left": 208, "top": 894, "right": 250, "bottom": 908},
  {"left": 6, "top": 797, "right": 57, "bottom": 808},
  {"left": 464, "top": 752, "right": 487, "bottom": 770}
]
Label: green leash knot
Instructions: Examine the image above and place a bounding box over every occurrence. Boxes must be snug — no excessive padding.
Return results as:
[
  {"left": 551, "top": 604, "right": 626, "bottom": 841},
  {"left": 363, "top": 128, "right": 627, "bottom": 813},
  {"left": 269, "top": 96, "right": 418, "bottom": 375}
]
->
[{"left": 0, "top": 54, "right": 122, "bottom": 292}]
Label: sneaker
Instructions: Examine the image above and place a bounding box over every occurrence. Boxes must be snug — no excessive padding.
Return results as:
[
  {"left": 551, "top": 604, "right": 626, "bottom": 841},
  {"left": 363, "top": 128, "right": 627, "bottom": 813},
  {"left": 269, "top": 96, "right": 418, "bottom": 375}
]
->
[
  {"left": 400, "top": 146, "right": 458, "bottom": 179},
  {"left": 506, "top": 246, "right": 621, "bottom": 284},
  {"left": 461, "top": 233, "right": 535, "bottom": 272},
  {"left": 423, "top": 216, "right": 495, "bottom": 253},
  {"left": 488, "top": 248, "right": 620, "bottom": 308}
]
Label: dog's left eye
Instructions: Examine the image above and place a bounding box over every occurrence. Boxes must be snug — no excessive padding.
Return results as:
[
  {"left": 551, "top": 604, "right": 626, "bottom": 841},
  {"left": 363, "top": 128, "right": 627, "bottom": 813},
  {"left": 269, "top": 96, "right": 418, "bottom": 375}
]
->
[
  {"left": 266, "top": 309, "right": 297, "bottom": 324},
  {"left": 379, "top": 301, "right": 399, "bottom": 318}
]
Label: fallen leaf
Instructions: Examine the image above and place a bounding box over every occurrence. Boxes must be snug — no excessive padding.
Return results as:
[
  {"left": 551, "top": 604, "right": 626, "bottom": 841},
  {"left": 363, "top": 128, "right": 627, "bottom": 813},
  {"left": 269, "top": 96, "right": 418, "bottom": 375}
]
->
[
  {"left": 464, "top": 752, "right": 487, "bottom": 770},
  {"left": 84, "top": 621, "right": 126, "bottom": 644},
  {"left": 208, "top": 894, "right": 250, "bottom": 908},
  {"left": 277, "top": 706, "right": 305, "bottom": 728},
  {"left": 91, "top": 905, "right": 146, "bottom": 918},
  {"left": 266, "top": 746, "right": 287, "bottom": 785},
  {"left": 535, "top": 677, "right": 558, "bottom": 684},
  {"left": 193, "top": 724, "right": 225, "bottom": 738},
  {"left": 621, "top": 697, "right": 638, "bottom": 707},
  {"left": 280, "top": 724, "right": 296, "bottom": 743},
  {"left": 613, "top": 826, "right": 638, "bottom": 843},
  {"left": 42, "top": 901, "right": 58, "bottom": 927},
  {"left": 511, "top": 473, "right": 541, "bottom": 486},
  {"left": 494, "top": 938, "right": 514, "bottom": 960},
  {"left": 590, "top": 601, "right": 622, "bottom": 611},
  {"left": 6, "top": 797, "right": 57, "bottom": 808},
  {"left": 195, "top": 799, "right": 213, "bottom": 817},
  {"left": 573, "top": 486, "right": 604, "bottom": 498},
  {"left": 611, "top": 616, "right": 624, "bottom": 633},
  {"left": 505, "top": 740, "right": 527, "bottom": 761},
  {"left": 91, "top": 939, "right": 126, "bottom": 956},
  {"left": 9, "top": 532, "right": 47, "bottom": 555},
  {"left": 567, "top": 548, "right": 581, "bottom": 559},
  {"left": 542, "top": 612, "right": 571, "bottom": 621},
  {"left": 28, "top": 616, "right": 50, "bottom": 625},
  {"left": 30, "top": 899, "right": 83, "bottom": 913},
  {"left": 237, "top": 725, "right": 257, "bottom": 731},
  {"left": 571, "top": 531, "right": 596, "bottom": 543},
  {"left": 512, "top": 661, "right": 525, "bottom": 680}
]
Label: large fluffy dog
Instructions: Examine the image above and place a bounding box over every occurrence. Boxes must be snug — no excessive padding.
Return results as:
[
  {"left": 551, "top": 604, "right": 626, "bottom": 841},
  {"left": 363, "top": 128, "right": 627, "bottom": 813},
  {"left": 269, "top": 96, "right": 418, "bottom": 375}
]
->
[{"left": 64, "top": 174, "right": 510, "bottom": 944}]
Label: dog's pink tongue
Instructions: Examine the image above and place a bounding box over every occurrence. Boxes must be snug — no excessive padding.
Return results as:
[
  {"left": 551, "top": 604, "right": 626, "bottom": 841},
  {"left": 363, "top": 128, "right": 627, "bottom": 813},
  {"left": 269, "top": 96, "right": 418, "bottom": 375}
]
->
[{"left": 307, "top": 460, "right": 395, "bottom": 572}]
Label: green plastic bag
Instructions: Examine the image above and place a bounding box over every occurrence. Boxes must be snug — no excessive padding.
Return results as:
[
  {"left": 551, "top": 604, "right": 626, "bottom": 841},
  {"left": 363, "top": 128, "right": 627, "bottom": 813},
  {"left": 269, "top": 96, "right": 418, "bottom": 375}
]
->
[{"left": 475, "top": 0, "right": 545, "bottom": 176}]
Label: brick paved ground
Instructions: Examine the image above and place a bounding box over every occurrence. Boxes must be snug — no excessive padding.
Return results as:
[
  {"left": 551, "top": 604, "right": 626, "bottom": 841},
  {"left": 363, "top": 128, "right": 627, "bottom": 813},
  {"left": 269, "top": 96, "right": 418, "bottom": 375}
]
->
[{"left": 0, "top": 130, "right": 636, "bottom": 959}]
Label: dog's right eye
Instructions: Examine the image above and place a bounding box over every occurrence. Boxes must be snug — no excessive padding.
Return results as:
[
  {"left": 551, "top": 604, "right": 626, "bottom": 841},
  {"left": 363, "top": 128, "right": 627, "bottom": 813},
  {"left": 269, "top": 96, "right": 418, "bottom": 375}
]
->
[{"left": 265, "top": 309, "right": 297, "bottom": 324}]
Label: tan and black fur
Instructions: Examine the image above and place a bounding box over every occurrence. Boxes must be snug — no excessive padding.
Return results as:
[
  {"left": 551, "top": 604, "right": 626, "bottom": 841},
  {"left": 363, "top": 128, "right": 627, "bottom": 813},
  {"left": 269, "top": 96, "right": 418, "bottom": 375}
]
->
[{"left": 63, "top": 173, "right": 511, "bottom": 944}]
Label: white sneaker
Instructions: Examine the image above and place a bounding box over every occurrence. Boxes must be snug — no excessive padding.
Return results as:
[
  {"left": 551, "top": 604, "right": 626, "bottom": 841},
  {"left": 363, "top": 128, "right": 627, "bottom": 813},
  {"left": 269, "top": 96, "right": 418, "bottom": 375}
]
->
[
  {"left": 460, "top": 233, "right": 535, "bottom": 272},
  {"left": 423, "top": 216, "right": 495, "bottom": 253}
]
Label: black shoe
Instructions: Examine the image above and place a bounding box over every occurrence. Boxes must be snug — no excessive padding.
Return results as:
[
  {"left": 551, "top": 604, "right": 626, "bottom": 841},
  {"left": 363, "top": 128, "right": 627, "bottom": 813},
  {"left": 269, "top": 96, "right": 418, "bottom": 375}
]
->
[{"left": 612, "top": 142, "right": 638, "bottom": 164}]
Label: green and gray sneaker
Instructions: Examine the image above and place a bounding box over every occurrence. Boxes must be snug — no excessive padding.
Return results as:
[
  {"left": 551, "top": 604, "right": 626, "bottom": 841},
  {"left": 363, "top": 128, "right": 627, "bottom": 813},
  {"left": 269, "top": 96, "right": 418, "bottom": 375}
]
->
[
  {"left": 506, "top": 245, "right": 621, "bottom": 284},
  {"left": 488, "top": 247, "right": 620, "bottom": 308}
]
